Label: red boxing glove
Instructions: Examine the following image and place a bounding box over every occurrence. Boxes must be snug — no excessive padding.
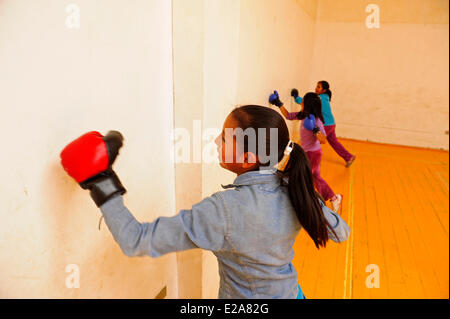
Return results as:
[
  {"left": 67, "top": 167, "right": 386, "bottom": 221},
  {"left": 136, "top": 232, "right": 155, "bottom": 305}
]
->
[
  {"left": 60, "top": 131, "right": 126, "bottom": 207},
  {"left": 61, "top": 131, "right": 110, "bottom": 183}
]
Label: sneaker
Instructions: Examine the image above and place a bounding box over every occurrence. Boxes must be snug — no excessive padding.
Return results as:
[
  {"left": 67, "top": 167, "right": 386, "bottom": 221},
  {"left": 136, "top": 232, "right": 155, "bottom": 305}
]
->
[
  {"left": 345, "top": 155, "right": 356, "bottom": 168},
  {"left": 331, "top": 194, "right": 343, "bottom": 213}
]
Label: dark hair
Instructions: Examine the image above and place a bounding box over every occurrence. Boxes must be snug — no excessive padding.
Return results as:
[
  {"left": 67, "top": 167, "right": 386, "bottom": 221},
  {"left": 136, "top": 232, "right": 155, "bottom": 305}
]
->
[
  {"left": 296, "top": 92, "right": 325, "bottom": 124},
  {"left": 319, "top": 81, "right": 332, "bottom": 101},
  {"left": 230, "top": 105, "right": 288, "bottom": 168},
  {"left": 230, "top": 105, "right": 335, "bottom": 249}
]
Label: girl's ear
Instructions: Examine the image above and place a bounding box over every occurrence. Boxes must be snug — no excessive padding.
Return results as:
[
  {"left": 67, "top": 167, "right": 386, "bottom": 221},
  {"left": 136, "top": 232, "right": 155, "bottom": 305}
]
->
[{"left": 242, "top": 152, "right": 258, "bottom": 169}]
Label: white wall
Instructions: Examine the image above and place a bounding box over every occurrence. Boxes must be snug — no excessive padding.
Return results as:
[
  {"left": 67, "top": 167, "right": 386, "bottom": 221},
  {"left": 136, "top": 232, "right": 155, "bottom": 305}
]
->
[
  {"left": 199, "top": 0, "right": 319, "bottom": 298},
  {"left": 201, "top": 0, "right": 241, "bottom": 298},
  {"left": 172, "top": 0, "right": 319, "bottom": 298},
  {"left": 309, "top": 0, "right": 449, "bottom": 149},
  {"left": 3, "top": 0, "right": 446, "bottom": 299},
  {"left": 0, "top": 0, "right": 177, "bottom": 298},
  {"left": 236, "top": 0, "right": 318, "bottom": 143},
  {"left": 172, "top": 0, "right": 205, "bottom": 299}
]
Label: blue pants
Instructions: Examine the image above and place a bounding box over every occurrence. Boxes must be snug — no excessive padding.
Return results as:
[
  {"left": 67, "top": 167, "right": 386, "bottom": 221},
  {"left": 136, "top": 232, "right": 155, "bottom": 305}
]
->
[{"left": 297, "top": 284, "right": 306, "bottom": 299}]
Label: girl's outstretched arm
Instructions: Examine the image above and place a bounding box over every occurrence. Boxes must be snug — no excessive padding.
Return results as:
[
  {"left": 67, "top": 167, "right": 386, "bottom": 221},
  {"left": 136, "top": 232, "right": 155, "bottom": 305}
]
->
[
  {"left": 99, "top": 193, "right": 228, "bottom": 257},
  {"left": 269, "top": 91, "right": 298, "bottom": 120},
  {"left": 280, "top": 106, "right": 300, "bottom": 121},
  {"left": 279, "top": 105, "right": 290, "bottom": 118}
]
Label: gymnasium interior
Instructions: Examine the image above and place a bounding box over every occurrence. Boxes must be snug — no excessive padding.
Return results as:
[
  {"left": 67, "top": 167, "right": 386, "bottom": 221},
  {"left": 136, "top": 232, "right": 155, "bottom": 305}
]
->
[{"left": 0, "top": 0, "right": 448, "bottom": 299}]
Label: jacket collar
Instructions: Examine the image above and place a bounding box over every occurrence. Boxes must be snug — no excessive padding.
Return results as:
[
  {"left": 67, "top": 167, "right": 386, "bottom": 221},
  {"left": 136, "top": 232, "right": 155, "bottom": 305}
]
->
[{"left": 221, "top": 168, "right": 281, "bottom": 189}]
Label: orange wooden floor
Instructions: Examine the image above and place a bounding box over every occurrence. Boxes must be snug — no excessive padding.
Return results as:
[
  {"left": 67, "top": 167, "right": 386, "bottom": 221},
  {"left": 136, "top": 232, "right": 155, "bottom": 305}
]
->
[{"left": 292, "top": 138, "right": 449, "bottom": 299}]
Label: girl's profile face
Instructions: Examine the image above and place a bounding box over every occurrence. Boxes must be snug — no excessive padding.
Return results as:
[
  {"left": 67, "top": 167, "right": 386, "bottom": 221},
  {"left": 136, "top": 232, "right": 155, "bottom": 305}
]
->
[
  {"left": 315, "top": 82, "right": 325, "bottom": 95},
  {"left": 214, "top": 114, "right": 258, "bottom": 175}
]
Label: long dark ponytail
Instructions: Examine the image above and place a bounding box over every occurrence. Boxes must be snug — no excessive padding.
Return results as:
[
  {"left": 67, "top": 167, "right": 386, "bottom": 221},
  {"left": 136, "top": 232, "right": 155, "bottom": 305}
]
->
[
  {"left": 281, "top": 143, "right": 336, "bottom": 248},
  {"left": 230, "top": 105, "right": 335, "bottom": 249},
  {"left": 319, "top": 80, "right": 332, "bottom": 101}
]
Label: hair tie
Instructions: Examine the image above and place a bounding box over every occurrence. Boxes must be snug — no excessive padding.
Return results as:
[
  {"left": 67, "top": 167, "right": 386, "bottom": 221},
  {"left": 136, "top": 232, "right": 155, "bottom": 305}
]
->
[{"left": 276, "top": 141, "right": 294, "bottom": 172}]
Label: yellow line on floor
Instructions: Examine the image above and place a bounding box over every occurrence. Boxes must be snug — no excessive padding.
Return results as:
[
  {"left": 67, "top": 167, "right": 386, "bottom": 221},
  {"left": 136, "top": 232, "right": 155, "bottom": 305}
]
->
[
  {"left": 436, "top": 170, "right": 449, "bottom": 192},
  {"left": 343, "top": 165, "right": 355, "bottom": 299}
]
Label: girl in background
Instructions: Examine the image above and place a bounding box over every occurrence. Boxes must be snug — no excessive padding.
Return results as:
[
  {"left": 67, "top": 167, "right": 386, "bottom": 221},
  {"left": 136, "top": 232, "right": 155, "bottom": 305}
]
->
[
  {"left": 270, "top": 91, "right": 343, "bottom": 213},
  {"left": 60, "top": 105, "right": 350, "bottom": 299},
  {"left": 292, "top": 82, "right": 356, "bottom": 167}
]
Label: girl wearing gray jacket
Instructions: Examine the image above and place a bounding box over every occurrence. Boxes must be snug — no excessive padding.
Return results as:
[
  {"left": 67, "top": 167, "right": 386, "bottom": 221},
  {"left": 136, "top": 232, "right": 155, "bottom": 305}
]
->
[{"left": 60, "top": 105, "right": 350, "bottom": 299}]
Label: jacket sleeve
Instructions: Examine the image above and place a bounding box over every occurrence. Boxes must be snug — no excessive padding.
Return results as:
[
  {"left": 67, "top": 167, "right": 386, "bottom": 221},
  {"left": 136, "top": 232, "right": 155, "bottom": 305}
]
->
[
  {"left": 319, "top": 200, "right": 350, "bottom": 243},
  {"left": 100, "top": 193, "right": 228, "bottom": 257},
  {"left": 285, "top": 111, "right": 300, "bottom": 121}
]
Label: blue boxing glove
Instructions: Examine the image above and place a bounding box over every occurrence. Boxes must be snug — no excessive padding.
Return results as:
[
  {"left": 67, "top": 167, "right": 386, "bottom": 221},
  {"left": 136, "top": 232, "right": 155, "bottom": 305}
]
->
[
  {"left": 269, "top": 90, "right": 284, "bottom": 107},
  {"left": 303, "top": 114, "right": 321, "bottom": 134},
  {"left": 304, "top": 114, "right": 326, "bottom": 143},
  {"left": 291, "top": 88, "right": 303, "bottom": 105},
  {"left": 303, "top": 114, "right": 316, "bottom": 131}
]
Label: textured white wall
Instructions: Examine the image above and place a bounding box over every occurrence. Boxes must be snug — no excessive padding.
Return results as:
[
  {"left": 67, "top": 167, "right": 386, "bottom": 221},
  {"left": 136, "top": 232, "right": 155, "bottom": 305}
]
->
[
  {"left": 172, "top": 0, "right": 205, "bottom": 299},
  {"left": 0, "top": 0, "right": 177, "bottom": 298},
  {"left": 200, "top": 0, "right": 319, "bottom": 298},
  {"left": 309, "top": 0, "right": 449, "bottom": 149},
  {"left": 172, "top": 0, "right": 318, "bottom": 298},
  {"left": 2, "top": 0, "right": 446, "bottom": 300}
]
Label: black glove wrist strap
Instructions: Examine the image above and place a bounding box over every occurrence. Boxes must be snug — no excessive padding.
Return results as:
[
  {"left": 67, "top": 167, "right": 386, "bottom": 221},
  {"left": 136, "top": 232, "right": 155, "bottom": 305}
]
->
[{"left": 80, "top": 169, "right": 126, "bottom": 207}]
